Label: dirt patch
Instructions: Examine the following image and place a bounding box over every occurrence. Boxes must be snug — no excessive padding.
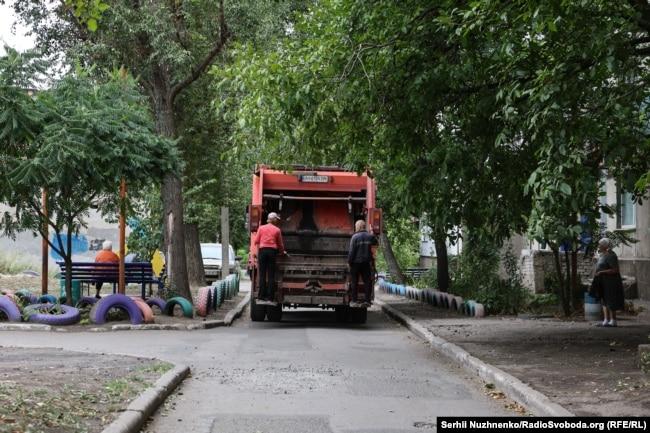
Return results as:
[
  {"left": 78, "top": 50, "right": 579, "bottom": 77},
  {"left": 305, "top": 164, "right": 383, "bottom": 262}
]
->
[
  {"left": 380, "top": 294, "right": 650, "bottom": 416},
  {"left": 0, "top": 347, "right": 172, "bottom": 433}
]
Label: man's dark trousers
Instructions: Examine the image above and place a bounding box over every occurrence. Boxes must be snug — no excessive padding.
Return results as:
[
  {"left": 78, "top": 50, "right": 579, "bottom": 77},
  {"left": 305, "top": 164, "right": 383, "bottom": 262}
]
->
[
  {"left": 258, "top": 247, "right": 278, "bottom": 300},
  {"left": 350, "top": 262, "right": 372, "bottom": 302}
]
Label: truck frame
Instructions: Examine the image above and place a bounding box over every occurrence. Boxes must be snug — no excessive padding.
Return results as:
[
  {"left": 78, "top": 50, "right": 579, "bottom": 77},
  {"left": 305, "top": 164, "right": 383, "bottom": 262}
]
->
[{"left": 247, "top": 165, "right": 382, "bottom": 323}]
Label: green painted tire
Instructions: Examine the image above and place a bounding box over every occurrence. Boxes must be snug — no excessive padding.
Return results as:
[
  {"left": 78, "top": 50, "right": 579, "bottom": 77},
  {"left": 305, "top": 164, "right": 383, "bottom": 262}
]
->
[
  {"left": 216, "top": 283, "right": 224, "bottom": 306},
  {"left": 163, "top": 296, "right": 194, "bottom": 318}
]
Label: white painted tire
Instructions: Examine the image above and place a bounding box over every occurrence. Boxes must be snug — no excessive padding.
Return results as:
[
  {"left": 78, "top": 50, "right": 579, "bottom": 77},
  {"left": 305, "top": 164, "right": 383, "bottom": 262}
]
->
[{"left": 474, "top": 303, "right": 485, "bottom": 318}]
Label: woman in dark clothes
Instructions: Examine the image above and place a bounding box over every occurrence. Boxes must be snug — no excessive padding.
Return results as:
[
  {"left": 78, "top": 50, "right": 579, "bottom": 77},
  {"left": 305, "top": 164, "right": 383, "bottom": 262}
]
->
[{"left": 593, "top": 238, "right": 624, "bottom": 327}]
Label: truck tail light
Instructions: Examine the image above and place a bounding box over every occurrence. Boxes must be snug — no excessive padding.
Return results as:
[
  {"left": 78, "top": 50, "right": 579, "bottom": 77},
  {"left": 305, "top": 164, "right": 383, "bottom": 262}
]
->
[
  {"left": 249, "top": 205, "right": 262, "bottom": 232},
  {"left": 368, "top": 208, "right": 382, "bottom": 235}
]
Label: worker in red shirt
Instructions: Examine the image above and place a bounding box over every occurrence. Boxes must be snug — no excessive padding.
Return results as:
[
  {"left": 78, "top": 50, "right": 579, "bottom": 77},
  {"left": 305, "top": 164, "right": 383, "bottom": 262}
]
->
[
  {"left": 94, "top": 240, "right": 119, "bottom": 298},
  {"left": 254, "top": 212, "right": 286, "bottom": 305}
]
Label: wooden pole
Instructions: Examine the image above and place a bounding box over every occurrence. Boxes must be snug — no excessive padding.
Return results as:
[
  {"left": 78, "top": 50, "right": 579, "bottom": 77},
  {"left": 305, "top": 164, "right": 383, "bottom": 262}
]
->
[
  {"left": 119, "top": 178, "right": 126, "bottom": 294},
  {"left": 221, "top": 206, "right": 229, "bottom": 281},
  {"left": 41, "top": 188, "right": 48, "bottom": 295}
]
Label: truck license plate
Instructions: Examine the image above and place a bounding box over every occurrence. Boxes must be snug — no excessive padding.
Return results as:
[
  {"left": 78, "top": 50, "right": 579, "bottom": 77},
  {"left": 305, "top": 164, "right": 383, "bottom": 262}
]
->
[{"left": 300, "top": 175, "right": 329, "bottom": 183}]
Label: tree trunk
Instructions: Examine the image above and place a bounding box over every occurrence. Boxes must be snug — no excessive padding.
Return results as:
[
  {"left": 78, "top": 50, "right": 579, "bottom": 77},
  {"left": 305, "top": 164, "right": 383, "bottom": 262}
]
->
[
  {"left": 570, "top": 249, "right": 579, "bottom": 311},
  {"left": 380, "top": 231, "right": 405, "bottom": 284},
  {"left": 184, "top": 223, "right": 205, "bottom": 288},
  {"left": 65, "top": 226, "right": 73, "bottom": 306},
  {"left": 552, "top": 246, "right": 570, "bottom": 316},
  {"left": 434, "top": 235, "right": 450, "bottom": 292},
  {"left": 152, "top": 73, "right": 192, "bottom": 302},
  {"left": 563, "top": 247, "right": 572, "bottom": 314}
]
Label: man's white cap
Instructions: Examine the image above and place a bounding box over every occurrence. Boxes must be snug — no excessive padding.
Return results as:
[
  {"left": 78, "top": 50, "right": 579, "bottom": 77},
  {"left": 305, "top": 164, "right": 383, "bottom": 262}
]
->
[{"left": 267, "top": 212, "right": 281, "bottom": 222}]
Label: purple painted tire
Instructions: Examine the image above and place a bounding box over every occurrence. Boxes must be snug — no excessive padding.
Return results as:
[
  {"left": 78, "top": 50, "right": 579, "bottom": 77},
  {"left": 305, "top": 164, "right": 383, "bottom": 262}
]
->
[
  {"left": 90, "top": 294, "right": 143, "bottom": 325},
  {"left": 25, "top": 303, "right": 81, "bottom": 326},
  {"left": 76, "top": 296, "right": 98, "bottom": 309},
  {"left": 145, "top": 297, "right": 167, "bottom": 313},
  {"left": 0, "top": 296, "right": 22, "bottom": 322}
]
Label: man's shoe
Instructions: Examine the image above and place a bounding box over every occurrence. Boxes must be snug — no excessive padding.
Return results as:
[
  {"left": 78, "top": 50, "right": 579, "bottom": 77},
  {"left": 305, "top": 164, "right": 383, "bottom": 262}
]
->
[
  {"left": 95, "top": 294, "right": 102, "bottom": 299},
  {"left": 256, "top": 299, "right": 272, "bottom": 306},
  {"left": 349, "top": 301, "right": 360, "bottom": 308}
]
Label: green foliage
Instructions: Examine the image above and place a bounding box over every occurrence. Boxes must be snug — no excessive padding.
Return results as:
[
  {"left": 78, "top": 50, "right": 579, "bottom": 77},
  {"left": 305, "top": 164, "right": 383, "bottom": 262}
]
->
[
  {"left": 0, "top": 53, "right": 180, "bottom": 303},
  {"left": 126, "top": 186, "right": 164, "bottom": 261},
  {"left": 450, "top": 240, "right": 528, "bottom": 315},
  {"left": 374, "top": 216, "right": 420, "bottom": 273},
  {"left": 220, "top": 0, "right": 650, "bottom": 315},
  {"left": 63, "top": 0, "right": 110, "bottom": 31}
]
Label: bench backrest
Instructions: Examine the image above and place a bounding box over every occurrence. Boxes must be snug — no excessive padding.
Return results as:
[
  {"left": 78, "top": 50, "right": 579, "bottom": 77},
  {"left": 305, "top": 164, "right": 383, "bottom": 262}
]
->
[{"left": 57, "top": 262, "right": 157, "bottom": 281}]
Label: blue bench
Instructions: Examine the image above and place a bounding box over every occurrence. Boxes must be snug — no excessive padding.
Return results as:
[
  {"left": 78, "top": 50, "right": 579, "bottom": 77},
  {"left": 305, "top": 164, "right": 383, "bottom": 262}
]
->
[{"left": 57, "top": 261, "right": 163, "bottom": 299}]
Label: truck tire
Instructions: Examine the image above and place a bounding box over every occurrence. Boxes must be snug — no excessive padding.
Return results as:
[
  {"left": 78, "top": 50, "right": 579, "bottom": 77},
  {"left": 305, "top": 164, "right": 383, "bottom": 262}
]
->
[
  {"left": 349, "top": 306, "right": 367, "bottom": 324},
  {"left": 250, "top": 298, "right": 266, "bottom": 322},
  {"left": 266, "top": 304, "right": 282, "bottom": 322},
  {"left": 335, "top": 306, "right": 349, "bottom": 323}
]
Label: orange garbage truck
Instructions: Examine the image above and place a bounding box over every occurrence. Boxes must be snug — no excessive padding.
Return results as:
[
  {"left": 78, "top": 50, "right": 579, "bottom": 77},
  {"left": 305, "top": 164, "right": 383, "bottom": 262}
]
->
[{"left": 247, "top": 165, "right": 382, "bottom": 323}]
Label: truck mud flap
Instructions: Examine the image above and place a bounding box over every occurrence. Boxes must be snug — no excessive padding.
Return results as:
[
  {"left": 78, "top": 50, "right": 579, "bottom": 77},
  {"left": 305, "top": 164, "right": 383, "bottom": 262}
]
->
[{"left": 283, "top": 295, "right": 345, "bottom": 306}]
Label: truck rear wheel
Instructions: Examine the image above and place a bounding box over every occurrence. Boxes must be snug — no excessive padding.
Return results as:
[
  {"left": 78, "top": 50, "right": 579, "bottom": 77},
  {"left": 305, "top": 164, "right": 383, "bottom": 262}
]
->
[
  {"left": 266, "top": 304, "right": 282, "bottom": 322},
  {"left": 250, "top": 298, "right": 266, "bottom": 322},
  {"left": 349, "top": 307, "right": 367, "bottom": 324},
  {"left": 335, "top": 306, "right": 349, "bottom": 323}
]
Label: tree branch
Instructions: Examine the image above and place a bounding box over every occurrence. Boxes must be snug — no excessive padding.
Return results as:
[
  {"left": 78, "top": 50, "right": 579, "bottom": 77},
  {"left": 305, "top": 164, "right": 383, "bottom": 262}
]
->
[{"left": 169, "top": 0, "right": 230, "bottom": 103}]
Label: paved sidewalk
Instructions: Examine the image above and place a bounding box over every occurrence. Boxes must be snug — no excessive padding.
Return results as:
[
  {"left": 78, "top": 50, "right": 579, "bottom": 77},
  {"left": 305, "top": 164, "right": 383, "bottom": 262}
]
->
[{"left": 377, "top": 292, "right": 650, "bottom": 416}]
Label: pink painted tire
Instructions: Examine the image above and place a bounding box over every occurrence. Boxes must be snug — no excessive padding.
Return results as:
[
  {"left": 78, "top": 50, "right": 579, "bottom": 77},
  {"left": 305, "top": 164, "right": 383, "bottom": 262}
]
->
[
  {"left": 195, "top": 286, "right": 212, "bottom": 317},
  {"left": 130, "top": 297, "right": 155, "bottom": 323}
]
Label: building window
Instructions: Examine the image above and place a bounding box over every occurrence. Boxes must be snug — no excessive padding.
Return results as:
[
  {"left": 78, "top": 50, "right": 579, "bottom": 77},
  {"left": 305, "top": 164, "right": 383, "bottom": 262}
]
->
[{"left": 617, "top": 190, "right": 636, "bottom": 228}]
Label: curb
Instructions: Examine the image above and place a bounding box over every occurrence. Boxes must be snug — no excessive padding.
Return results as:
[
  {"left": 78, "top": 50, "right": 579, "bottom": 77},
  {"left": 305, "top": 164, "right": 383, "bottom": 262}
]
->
[
  {"left": 0, "top": 323, "right": 52, "bottom": 331},
  {"left": 101, "top": 364, "right": 190, "bottom": 433},
  {"left": 224, "top": 292, "right": 250, "bottom": 326},
  {"left": 376, "top": 299, "right": 574, "bottom": 416}
]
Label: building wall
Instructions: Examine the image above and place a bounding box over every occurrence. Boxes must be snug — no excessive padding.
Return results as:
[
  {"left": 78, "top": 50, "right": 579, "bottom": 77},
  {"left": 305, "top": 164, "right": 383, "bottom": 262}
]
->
[
  {"left": 602, "top": 177, "right": 650, "bottom": 300},
  {"left": 0, "top": 205, "right": 124, "bottom": 271},
  {"left": 519, "top": 249, "right": 595, "bottom": 294}
]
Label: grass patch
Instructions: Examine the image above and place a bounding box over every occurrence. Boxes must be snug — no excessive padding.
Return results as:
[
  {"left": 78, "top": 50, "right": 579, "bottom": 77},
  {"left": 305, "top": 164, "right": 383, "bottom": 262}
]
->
[
  {"left": 139, "top": 361, "right": 173, "bottom": 375},
  {"left": 0, "top": 252, "right": 38, "bottom": 275}
]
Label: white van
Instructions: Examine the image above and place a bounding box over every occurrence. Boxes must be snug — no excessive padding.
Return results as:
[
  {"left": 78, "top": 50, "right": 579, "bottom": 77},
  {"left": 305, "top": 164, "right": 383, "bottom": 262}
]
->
[{"left": 201, "top": 243, "right": 237, "bottom": 283}]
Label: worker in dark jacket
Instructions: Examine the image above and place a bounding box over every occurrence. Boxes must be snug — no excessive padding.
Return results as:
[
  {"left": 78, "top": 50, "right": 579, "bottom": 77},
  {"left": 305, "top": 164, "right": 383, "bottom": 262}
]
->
[{"left": 348, "top": 220, "right": 378, "bottom": 307}]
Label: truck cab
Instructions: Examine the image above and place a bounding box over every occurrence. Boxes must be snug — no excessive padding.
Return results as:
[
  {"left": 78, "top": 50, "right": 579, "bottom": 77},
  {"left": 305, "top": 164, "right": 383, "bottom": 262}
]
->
[{"left": 248, "top": 165, "right": 382, "bottom": 323}]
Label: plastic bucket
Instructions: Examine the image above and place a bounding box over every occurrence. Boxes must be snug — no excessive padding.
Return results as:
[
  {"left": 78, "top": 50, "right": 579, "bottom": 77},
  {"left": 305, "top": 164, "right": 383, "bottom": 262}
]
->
[
  {"left": 584, "top": 292, "right": 602, "bottom": 321},
  {"left": 59, "top": 279, "right": 81, "bottom": 305}
]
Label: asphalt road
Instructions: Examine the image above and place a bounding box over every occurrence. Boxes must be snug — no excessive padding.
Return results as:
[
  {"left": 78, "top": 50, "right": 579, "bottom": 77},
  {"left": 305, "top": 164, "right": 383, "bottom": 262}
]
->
[{"left": 0, "top": 290, "right": 512, "bottom": 433}]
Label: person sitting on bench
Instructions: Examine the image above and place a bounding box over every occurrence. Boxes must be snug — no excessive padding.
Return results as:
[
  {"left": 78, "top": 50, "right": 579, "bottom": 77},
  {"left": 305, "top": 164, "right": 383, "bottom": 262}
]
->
[{"left": 94, "top": 240, "right": 119, "bottom": 298}]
